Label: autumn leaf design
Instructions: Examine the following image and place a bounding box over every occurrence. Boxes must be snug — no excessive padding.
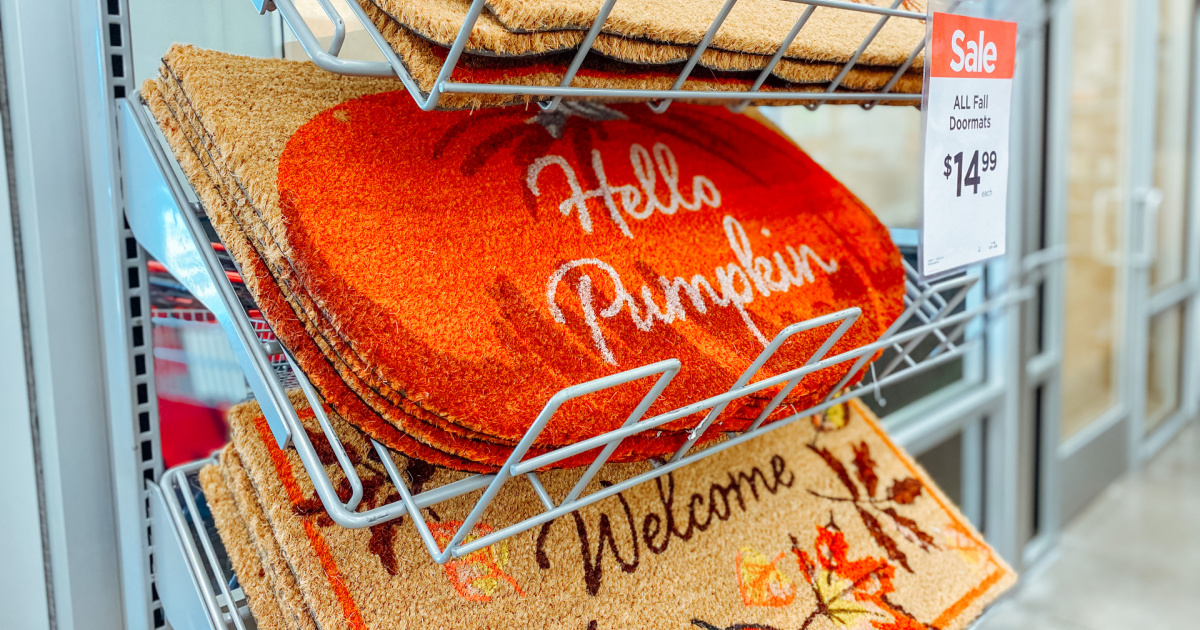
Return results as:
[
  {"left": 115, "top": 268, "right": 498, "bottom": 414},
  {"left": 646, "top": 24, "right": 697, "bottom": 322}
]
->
[
  {"left": 810, "top": 444, "right": 860, "bottom": 501},
  {"left": 887, "top": 478, "right": 922, "bottom": 505},
  {"left": 793, "top": 523, "right": 935, "bottom": 630},
  {"left": 792, "top": 526, "right": 888, "bottom": 629},
  {"left": 703, "top": 522, "right": 933, "bottom": 630},
  {"left": 942, "top": 521, "right": 997, "bottom": 575},
  {"left": 291, "top": 427, "right": 389, "bottom": 528},
  {"left": 737, "top": 547, "right": 798, "bottom": 607},
  {"left": 852, "top": 442, "right": 880, "bottom": 498},
  {"left": 430, "top": 521, "right": 525, "bottom": 602},
  {"left": 806, "top": 430, "right": 939, "bottom": 572},
  {"left": 881, "top": 508, "right": 937, "bottom": 551},
  {"left": 290, "top": 426, "right": 446, "bottom": 577},
  {"left": 854, "top": 504, "right": 911, "bottom": 574}
]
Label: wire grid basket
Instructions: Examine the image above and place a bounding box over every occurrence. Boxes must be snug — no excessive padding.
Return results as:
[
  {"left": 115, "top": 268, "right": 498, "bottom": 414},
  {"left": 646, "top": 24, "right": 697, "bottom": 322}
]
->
[
  {"left": 122, "top": 79, "right": 1009, "bottom": 565},
  {"left": 264, "top": 0, "right": 931, "bottom": 112},
  {"left": 282, "top": 259, "right": 998, "bottom": 564}
]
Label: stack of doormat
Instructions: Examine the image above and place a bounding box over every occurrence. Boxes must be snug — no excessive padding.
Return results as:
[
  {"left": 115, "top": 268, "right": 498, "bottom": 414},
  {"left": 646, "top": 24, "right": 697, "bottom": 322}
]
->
[
  {"left": 146, "top": 44, "right": 907, "bottom": 471},
  {"left": 199, "top": 395, "right": 1014, "bottom": 630},
  {"left": 353, "top": 0, "right": 924, "bottom": 107}
]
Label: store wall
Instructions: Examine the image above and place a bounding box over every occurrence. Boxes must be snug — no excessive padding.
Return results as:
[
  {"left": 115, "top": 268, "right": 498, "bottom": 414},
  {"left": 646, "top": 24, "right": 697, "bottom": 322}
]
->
[{"left": 128, "top": 0, "right": 280, "bottom": 86}]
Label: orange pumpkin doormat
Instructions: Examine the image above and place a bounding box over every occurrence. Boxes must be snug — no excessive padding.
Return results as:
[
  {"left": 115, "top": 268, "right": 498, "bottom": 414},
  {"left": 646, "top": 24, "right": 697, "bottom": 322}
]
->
[
  {"left": 146, "top": 45, "right": 905, "bottom": 471},
  {"left": 198, "top": 396, "right": 1014, "bottom": 630}
]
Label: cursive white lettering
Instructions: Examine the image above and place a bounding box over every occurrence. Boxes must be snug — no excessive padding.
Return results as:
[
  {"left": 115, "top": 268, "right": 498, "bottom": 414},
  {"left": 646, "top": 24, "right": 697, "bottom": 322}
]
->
[
  {"left": 528, "top": 142, "right": 721, "bottom": 238},
  {"left": 546, "top": 216, "right": 839, "bottom": 364}
]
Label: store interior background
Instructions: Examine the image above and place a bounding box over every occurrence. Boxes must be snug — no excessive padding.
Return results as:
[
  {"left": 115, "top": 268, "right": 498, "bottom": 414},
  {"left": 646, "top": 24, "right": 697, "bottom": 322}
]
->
[{"left": 0, "top": 0, "right": 1197, "bottom": 628}]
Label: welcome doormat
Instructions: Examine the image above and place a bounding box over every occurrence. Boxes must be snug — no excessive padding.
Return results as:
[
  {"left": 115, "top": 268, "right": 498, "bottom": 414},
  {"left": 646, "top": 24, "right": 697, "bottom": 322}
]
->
[
  {"left": 200, "top": 463, "right": 295, "bottom": 630},
  {"left": 147, "top": 45, "right": 904, "bottom": 469},
  {"left": 202, "top": 395, "right": 1013, "bottom": 630}
]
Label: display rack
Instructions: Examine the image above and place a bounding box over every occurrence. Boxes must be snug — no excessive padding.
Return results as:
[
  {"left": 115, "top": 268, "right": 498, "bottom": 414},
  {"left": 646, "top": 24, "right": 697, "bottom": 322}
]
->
[
  {"left": 262, "top": 0, "right": 930, "bottom": 111},
  {"left": 124, "top": 86, "right": 1007, "bottom": 568}
]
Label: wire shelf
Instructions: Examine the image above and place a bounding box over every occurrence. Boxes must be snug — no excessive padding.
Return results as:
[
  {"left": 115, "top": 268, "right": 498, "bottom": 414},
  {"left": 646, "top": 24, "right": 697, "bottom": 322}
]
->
[
  {"left": 120, "top": 86, "right": 1011, "bottom": 565},
  {"left": 262, "top": 0, "right": 931, "bottom": 112},
  {"left": 151, "top": 460, "right": 255, "bottom": 630}
]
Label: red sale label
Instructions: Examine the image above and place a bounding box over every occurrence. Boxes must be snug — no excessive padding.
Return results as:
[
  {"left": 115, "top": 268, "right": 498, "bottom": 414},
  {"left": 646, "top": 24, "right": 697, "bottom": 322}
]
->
[
  {"left": 921, "top": 12, "right": 1018, "bottom": 277},
  {"left": 930, "top": 13, "right": 1017, "bottom": 79}
]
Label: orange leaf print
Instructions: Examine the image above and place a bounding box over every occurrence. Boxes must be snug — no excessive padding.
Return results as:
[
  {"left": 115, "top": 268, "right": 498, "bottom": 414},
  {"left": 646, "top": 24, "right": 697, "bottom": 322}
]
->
[
  {"left": 793, "top": 526, "right": 898, "bottom": 629},
  {"left": 736, "top": 547, "right": 797, "bottom": 607},
  {"left": 429, "top": 521, "right": 524, "bottom": 602}
]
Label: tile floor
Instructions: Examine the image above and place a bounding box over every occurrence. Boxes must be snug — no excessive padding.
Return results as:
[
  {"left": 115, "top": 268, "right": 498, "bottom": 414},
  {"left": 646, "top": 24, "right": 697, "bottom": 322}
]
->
[{"left": 976, "top": 421, "right": 1200, "bottom": 630}]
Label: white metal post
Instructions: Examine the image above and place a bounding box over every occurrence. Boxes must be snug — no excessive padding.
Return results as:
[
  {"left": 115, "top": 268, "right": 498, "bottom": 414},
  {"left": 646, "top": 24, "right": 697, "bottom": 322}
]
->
[{"left": 0, "top": 0, "right": 125, "bottom": 628}]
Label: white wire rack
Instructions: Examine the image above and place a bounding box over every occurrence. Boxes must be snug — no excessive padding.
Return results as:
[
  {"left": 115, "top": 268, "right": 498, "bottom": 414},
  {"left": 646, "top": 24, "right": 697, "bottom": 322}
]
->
[
  {"left": 259, "top": 0, "right": 934, "bottom": 111},
  {"left": 122, "top": 93, "right": 1017, "bottom": 566},
  {"left": 150, "top": 460, "right": 256, "bottom": 630}
]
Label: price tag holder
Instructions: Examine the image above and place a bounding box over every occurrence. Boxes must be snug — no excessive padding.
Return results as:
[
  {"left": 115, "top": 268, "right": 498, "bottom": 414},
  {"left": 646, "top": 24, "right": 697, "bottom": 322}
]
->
[{"left": 921, "top": 12, "right": 1018, "bottom": 277}]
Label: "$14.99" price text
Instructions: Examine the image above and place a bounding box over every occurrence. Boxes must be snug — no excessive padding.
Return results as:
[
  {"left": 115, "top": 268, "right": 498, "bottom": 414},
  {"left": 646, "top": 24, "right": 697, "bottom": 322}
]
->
[{"left": 943, "top": 149, "right": 999, "bottom": 197}]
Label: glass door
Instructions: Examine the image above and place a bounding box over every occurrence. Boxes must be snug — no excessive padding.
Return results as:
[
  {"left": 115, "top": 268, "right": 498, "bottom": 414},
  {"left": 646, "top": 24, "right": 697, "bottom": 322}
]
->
[
  {"left": 1057, "top": 0, "right": 1200, "bottom": 524},
  {"left": 1057, "top": 0, "right": 1137, "bottom": 522},
  {"left": 1133, "top": 0, "right": 1200, "bottom": 457}
]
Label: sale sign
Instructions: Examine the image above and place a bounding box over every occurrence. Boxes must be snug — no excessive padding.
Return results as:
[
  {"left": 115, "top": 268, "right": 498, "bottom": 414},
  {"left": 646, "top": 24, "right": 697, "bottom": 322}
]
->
[{"left": 921, "top": 12, "right": 1018, "bottom": 277}]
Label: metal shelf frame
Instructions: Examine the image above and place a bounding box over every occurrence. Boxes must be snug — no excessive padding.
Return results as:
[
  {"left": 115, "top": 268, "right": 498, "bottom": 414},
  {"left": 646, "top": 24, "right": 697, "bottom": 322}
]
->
[
  {"left": 262, "top": 0, "right": 933, "bottom": 112},
  {"left": 121, "top": 90, "right": 1013, "bottom": 565}
]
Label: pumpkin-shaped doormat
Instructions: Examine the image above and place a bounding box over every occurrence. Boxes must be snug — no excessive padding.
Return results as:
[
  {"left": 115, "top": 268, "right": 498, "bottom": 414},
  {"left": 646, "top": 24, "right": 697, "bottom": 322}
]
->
[
  {"left": 199, "top": 396, "right": 1014, "bottom": 630},
  {"left": 146, "top": 45, "right": 904, "bottom": 471}
]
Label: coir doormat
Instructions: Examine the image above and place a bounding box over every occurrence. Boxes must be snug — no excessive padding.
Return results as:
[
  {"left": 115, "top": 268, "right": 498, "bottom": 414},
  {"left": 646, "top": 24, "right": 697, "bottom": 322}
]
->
[
  {"left": 146, "top": 45, "right": 905, "bottom": 468},
  {"left": 482, "top": 0, "right": 927, "bottom": 67},
  {"left": 209, "top": 396, "right": 1014, "bottom": 630},
  {"left": 362, "top": 0, "right": 923, "bottom": 93},
  {"left": 200, "top": 462, "right": 296, "bottom": 630},
  {"left": 352, "top": 0, "right": 905, "bottom": 109}
]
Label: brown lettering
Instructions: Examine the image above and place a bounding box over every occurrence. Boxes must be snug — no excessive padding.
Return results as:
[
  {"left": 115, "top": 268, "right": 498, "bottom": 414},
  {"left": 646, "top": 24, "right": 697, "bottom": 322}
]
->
[
  {"left": 536, "top": 456, "right": 794, "bottom": 595},
  {"left": 573, "top": 482, "right": 639, "bottom": 596}
]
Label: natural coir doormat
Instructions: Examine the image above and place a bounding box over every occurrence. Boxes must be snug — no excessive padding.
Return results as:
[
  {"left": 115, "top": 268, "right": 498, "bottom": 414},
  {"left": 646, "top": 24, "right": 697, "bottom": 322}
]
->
[
  {"left": 218, "top": 447, "right": 320, "bottom": 630},
  {"left": 199, "top": 463, "right": 296, "bottom": 630},
  {"left": 353, "top": 1, "right": 888, "bottom": 109},
  {"left": 364, "top": 0, "right": 923, "bottom": 93},
  {"left": 146, "top": 45, "right": 905, "bottom": 465},
  {"left": 221, "top": 396, "right": 1014, "bottom": 630},
  {"left": 483, "top": 0, "right": 927, "bottom": 67},
  {"left": 151, "top": 52, "right": 899, "bottom": 463}
]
